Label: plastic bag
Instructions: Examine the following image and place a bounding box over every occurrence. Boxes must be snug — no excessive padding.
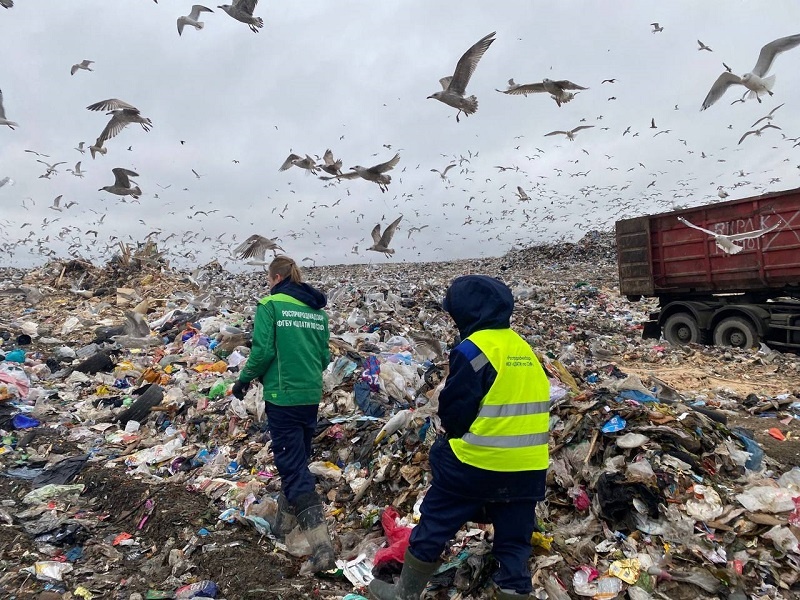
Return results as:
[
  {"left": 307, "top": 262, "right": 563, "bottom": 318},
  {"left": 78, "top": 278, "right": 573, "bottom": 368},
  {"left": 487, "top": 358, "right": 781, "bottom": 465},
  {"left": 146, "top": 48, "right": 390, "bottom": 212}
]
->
[
  {"left": 373, "top": 507, "right": 413, "bottom": 567},
  {"left": 736, "top": 486, "right": 798, "bottom": 513}
]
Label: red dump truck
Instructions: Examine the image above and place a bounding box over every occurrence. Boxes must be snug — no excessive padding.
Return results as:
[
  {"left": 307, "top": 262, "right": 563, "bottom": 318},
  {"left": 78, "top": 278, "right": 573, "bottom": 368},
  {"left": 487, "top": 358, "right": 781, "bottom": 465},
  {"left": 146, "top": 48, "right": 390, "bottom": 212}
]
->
[{"left": 616, "top": 187, "right": 800, "bottom": 351}]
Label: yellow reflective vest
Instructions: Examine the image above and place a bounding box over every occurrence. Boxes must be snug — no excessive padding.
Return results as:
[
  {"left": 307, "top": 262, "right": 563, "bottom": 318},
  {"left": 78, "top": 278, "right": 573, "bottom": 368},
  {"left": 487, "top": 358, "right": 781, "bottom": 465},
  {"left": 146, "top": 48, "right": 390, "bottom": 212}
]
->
[{"left": 449, "top": 328, "right": 550, "bottom": 472}]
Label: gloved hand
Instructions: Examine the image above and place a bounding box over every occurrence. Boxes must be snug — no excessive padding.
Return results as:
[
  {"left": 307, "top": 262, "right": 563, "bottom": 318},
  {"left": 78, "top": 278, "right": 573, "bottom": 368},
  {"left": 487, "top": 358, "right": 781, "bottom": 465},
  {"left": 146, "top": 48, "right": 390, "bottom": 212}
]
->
[{"left": 231, "top": 379, "right": 250, "bottom": 400}]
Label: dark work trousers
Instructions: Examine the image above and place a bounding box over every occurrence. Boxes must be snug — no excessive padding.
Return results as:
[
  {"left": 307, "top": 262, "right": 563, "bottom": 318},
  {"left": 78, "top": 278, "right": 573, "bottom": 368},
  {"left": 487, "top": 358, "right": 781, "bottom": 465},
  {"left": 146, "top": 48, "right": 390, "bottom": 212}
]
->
[
  {"left": 264, "top": 402, "right": 319, "bottom": 506},
  {"left": 409, "top": 483, "right": 537, "bottom": 594}
]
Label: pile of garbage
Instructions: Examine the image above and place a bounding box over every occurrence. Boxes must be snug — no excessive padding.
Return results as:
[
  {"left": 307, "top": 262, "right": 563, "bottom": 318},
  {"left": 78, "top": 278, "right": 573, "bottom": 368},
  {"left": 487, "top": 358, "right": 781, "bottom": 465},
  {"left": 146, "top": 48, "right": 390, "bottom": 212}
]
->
[{"left": 0, "top": 247, "right": 798, "bottom": 599}]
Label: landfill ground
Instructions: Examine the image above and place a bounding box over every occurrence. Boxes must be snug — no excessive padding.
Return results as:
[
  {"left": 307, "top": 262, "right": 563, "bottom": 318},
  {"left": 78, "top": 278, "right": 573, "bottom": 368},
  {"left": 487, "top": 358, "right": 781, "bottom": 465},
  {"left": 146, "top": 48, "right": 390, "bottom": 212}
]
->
[{"left": 1, "top": 232, "right": 800, "bottom": 600}]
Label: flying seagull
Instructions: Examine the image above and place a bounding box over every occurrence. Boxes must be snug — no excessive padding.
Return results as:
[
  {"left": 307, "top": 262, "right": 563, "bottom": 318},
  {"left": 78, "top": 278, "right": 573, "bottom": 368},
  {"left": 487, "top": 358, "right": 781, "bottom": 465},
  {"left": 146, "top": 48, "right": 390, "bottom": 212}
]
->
[
  {"left": 701, "top": 33, "right": 800, "bottom": 109},
  {"left": 428, "top": 31, "right": 496, "bottom": 122},
  {"left": 431, "top": 163, "right": 456, "bottom": 180},
  {"left": 544, "top": 125, "right": 595, "bottom": 141},
  {"left": 0, "top": 89, "right": 18, "bottom": 129},
  {"left": 1, "top": 1, "right": 13, "bottom": 8},
  {"left": 738, "top": 123, "right": 781, "bottom": 145},
  {"left": 697, "top": 40, "right": 712, "bottom": 52},
  {"left": 87, "top": 99, "right": 152, "bottom": 155},
  {"left": 75, "top": 142, "right": 86, "bottom": 154},
  {"left": 320, "top": 149, "right": 342, "bottom": 176},
  {"left": 515, "top": 186, "right": 530, "bottom": 201},
  {"left": 67, "top": 161, "right": 85, "bottom": 177},
  {"left": 233, "top": 234, "right": 284, "bottom": 260},
  {"left": 218, "top": 0, "right": 263, "bottom": 33},
  {"left": 320, "top": 153, "right": 401, "bottom": 193},
  {"left": 279, "top": 153, "right": 318, "bottom": 174},
  {"left": 368, "top": 216, "right": 402, "bottom": 257},
  {"left": 751, "top": 102, "right": 784, "bottom": 127},
  {"left": 650, "top": 23, "right": 663, "bottom": 33},
  {"left": 496, "top": 78, "right": 587, "bottom": 107},
  {"left": 677, "top": 216, "right": 779, "bottom": 254},
  {"left": 70, "top": 60, "right": 94, "bottom": 75},
  {"left": 178, "top": 5, "right": 214, "bottom": 35},
  {"left": 100, "top": 168, "right": 141, "bottom": 199}
]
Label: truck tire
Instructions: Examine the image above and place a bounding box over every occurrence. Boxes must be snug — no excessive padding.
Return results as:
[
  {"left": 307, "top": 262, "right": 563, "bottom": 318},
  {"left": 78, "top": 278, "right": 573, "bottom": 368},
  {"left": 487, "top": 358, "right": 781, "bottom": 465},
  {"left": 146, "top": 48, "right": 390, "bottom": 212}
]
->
[
  {"left": 713, "top": 317, "right": 757, "bottom": 349},
  {"left": 663, "top": 313, "right": 703, "bottom": 345}
]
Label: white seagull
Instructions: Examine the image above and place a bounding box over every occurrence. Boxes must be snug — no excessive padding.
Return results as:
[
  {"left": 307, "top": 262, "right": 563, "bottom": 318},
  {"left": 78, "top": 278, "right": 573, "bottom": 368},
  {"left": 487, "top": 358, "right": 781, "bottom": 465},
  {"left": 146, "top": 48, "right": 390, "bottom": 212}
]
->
[
  {"left": 738, "top": 123, "right": 781, "bottom": 145},
  {"left": 751, "top": 103, "right": 784, "bottom": 127},
  {"left": 430, "top": 163, "right": 456, "bottom": 181},
  {"left": 178, "top": 5, "right": 214, "bottom": 35},
  {"left": 496, "top": 78, "right": 587, "bottom": 107},
  {"left": 67, "top": 161, "right": 85, "bottom": 178},
  {"left": 70, "top": 60, "right": 94, "bottom": 75},
  {"left": 544, "top": 125, "right": 595, "bottom": 141},
  {"left": 701, "top": 33, "right": 800, "bottom": 109},
  {"left": 0, "top": 89, "right": 18, "bottom": 129},
  {"left": 428, "top": 31, "right": 496, "bottom": 122},
  {"left": 218, "top": 0, "right": 262, "bottom": 33},
  {"left": 677, "top": 216, "right": 779, "bottom": 254},
  {"left": 320, "top": 153, "right": 401, "bottom": 193}
]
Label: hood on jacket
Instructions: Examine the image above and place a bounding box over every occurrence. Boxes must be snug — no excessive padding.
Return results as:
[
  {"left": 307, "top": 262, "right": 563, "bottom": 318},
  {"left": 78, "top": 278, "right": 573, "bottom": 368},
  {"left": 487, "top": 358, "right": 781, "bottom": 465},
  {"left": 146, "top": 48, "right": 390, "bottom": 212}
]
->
[
  {"left": 271, "top": 279, "right": 327, "bottom": 310},
  {"left": 442, "top": 275, "right": 513, "bottom": 338}
]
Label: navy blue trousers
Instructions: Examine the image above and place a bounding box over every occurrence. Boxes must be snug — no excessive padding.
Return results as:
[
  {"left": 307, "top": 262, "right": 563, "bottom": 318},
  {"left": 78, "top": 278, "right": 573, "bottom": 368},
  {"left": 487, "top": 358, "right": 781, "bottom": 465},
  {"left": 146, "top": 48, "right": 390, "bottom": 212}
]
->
[
  {"left": 409, "top": 483, "right": 537, "bottom": 594},
  {"left": 264, "top": 402, "right": 318, "bottom": 506}
]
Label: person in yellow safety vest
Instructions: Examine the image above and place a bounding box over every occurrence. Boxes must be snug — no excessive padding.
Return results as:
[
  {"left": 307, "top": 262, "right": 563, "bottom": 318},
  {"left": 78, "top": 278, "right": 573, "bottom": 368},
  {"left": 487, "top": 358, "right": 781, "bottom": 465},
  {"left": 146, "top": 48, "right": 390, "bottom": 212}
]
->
[{"left": 369, "top": 275, "right": 549, "bottom": 600}]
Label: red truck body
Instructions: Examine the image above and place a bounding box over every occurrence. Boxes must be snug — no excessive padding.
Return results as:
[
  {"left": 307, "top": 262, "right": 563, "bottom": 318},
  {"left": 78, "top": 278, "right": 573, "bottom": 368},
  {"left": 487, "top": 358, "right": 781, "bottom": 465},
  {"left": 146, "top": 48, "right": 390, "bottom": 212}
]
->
[{"left": 616, "top": 188, "right": 800, "bottom": 350}]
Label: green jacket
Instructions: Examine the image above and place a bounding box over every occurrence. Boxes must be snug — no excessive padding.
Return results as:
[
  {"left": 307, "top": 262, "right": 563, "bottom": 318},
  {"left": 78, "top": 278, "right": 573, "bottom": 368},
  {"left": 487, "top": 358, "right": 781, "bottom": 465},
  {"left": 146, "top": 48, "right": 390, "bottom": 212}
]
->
[{"left": 239, "top": 289, "right": 330, "bottom": 406}]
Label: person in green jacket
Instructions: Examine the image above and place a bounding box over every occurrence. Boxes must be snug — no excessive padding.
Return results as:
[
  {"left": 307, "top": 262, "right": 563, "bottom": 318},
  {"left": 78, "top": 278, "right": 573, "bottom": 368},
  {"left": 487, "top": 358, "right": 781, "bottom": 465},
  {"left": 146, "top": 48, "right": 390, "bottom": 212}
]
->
[{"left": 231, "top": 255, "right": 335, "bottom": 573}]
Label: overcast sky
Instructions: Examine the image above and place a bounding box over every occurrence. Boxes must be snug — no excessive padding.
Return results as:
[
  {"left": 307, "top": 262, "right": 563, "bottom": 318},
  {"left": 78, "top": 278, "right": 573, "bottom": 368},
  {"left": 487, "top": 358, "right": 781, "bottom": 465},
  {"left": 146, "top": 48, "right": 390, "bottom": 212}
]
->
[{"left": 2, "top": 1, "right": 800, "bottom": 269}]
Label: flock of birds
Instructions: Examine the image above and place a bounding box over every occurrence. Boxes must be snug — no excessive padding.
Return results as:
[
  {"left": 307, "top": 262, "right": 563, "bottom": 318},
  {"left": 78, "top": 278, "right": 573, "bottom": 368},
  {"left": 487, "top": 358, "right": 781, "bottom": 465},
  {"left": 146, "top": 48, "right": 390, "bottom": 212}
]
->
[{"left": 2, "top": 4, "right": 800, "bottom": 268}]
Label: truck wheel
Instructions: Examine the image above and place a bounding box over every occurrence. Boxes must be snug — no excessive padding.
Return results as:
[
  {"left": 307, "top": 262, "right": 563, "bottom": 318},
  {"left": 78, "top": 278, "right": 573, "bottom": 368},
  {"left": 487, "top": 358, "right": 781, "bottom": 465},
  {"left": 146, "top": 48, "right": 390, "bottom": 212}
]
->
[
  {"left": 663, "top": 313, "right": 703, "bottom": 345},
  {"left": 713, "top": 317, "right": 757, "bottom": 349}
]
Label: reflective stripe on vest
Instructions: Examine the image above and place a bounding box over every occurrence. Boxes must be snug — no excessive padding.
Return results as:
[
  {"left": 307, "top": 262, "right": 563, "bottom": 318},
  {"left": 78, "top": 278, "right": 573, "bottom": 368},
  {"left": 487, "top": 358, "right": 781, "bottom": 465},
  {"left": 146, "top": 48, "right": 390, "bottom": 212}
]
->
[{"left": 449, "top": 328, "right": 550, "bottom": 472}]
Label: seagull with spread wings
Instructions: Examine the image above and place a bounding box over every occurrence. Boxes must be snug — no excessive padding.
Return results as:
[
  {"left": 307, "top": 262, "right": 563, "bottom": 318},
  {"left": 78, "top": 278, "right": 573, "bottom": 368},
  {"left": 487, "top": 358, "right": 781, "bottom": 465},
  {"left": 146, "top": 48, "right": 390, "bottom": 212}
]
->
[
  {"left": 70, "top": 60, "right": 94, "bottom": 75},
  {"left": 178, "top": 5, "right": 213, "bottom": 35},
  {"left": 430, "top": 163, "right": 456, "bottom": 181},
  {"left": 218, "top": 0, "right": 262, "bottom": 32},
  {"left": 320, "top": 149, "right": 342, "bottom": 176},
  {"left": 544, "top": 125, "right": 594, "bottom": 141},
  {"left": 279, "top": 153, "right": 318, "bottom": 174},
  {"left": 701, "top": 33, "right": 800, "bottom": 109},
  {"left": 99, "top": 168, "right": 141, "bottom": 199},
  {"left": 233, "top": 234, "right": 284, "bottom": 261},
  {"left": 738, "top": 123, "right": 781, "bottom": 145},
  {"left": 319, "top": 153, "right": 400, "bottom": 193},
  {"left": 677, "top": 216, "right": 779, "bottom": 254},
  {"left": 368, "top": 216, "right": 402, "bottom": 257},
  {"left": 751, "top": 102, "right": 784, "bottom": 127},
  {"left": 496, "top": 77, "right": 587, "bottom": 107},
  {"left": 428, "top": 31, "right": 496, "bottom": 122},
  {"left": 87, "top": 99, "right": 152, "bottom": 156}
]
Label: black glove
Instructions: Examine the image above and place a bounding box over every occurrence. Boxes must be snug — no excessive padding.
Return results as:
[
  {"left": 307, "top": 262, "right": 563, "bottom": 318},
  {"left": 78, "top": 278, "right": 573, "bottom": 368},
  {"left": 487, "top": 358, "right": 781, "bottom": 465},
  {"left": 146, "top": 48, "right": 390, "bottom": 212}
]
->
[{"left": 231, "top": 380, "right": 250, "bottom": 400}]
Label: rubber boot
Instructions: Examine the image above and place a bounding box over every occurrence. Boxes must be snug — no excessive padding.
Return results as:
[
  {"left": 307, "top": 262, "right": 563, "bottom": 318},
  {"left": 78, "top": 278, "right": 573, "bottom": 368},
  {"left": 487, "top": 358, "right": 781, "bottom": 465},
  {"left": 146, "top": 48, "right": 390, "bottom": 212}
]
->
[
  {"left": 271, "top": 492, "right": 297, "bottom": 539},
  {"left": 295, "top": 493, "right": 335, "bottom": 574},
  {"left": 368, "top": 548, "right": 440, "bottom": 600}
]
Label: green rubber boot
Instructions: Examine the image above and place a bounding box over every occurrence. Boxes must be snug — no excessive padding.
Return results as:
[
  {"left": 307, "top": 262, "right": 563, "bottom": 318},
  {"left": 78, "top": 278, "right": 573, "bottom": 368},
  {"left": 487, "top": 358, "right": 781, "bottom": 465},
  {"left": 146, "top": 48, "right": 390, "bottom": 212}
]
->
[{"left": 368, "top": 548, "right": 440, "bottom": 600}]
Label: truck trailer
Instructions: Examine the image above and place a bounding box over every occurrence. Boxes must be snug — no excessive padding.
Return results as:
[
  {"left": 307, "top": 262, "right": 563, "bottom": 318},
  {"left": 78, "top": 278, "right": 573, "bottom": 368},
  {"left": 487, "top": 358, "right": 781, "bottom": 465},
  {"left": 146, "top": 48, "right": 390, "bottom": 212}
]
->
[{"left": 616, "top": 187, "right": 800, "bottom": 351}]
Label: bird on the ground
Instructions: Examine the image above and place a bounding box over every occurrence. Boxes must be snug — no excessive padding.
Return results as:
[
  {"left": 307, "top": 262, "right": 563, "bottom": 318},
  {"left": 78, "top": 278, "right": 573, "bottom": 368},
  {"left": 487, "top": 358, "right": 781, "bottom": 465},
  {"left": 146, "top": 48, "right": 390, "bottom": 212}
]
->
[
  {"left": 321, "top": 153, "right": 401, "bottom": 193},
  {"left": 87, "top": 99, "right": 152, "bottom": 153},
  {"left": 279, "top": 153, "right": 318, "bottom": 174},
  {"left": 428, "top": 31, "right": 496, "bottom": 122},
  {"left": 66, "top": 162, "right": 85, "bottom": 177},
  {"left": 650, "top": 22, "right": 663, "bottom": 33},
  {"left": 233, "top": 234, "right": 284, "bottom": 261},
  {"left": 717, "top": 186, "right": 729, "bottom": 199},
  {"left": 544, "top": 125, "right": 594, "bottom": 141},
  {"left": 374, "top": 409, "right": 415, "bottom": 444},
  {"left": 677, "top": 216, "right": 779, "bottom": 254},
  {"left": 70, "top": 60, "right": 94, "bottom": 75},
  {"left": 701, "top": 33, "right": 800, "bottom": 109},
  {"left": 368, "top": 215, "right": 402, "bottom": 257},
  {"left": 75, "top": 142, "right": 86, "bottom": 154},
  {"left": 431, "top": 163, "right": 456, "bottom": 180},
  {"left": 178, "top": 5, "right": 213, "bottom": 35},
  {"left": 99, "top": 168, "right": 141, "bottom": 199},
  {"left": 496, "top": 77, "right": 587, "bottom": 106},
  {"left": 738, "top": 123, "right": 781, "bottom": 145},
  {"left": 751, "top": 103, "right": 784, "bottom": 127},
  {"left": 697, "top": 40, "right": 712, "bottom": 52},
  {"left": 320, "top": 149, "right": 342, "bottom": 176},
  {"left": 218, "top": 0, "right": 262, "bottom": 32},
  {"left": 0, "top": 89, "right": 18, "bottom": 129}
]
